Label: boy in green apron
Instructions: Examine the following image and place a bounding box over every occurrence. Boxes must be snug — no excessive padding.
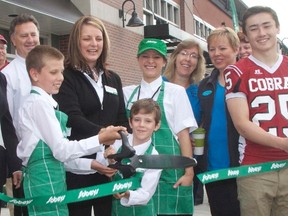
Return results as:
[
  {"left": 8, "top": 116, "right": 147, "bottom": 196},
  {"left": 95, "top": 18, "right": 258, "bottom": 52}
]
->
[
  {"left": 106, "top": 98, "right": 162, "bottom": 216},
  {"left": 123, "top": 39, "right": 198, "bottom": 215},
  {"left": 17, "top": 45, "right": 126, "bottom": 216}
]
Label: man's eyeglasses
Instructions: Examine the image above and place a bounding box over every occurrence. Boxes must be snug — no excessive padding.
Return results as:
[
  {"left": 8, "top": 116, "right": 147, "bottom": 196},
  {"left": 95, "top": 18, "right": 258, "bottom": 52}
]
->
[{"left": 179, "top": 51, "right": 199, "bottom": 59}]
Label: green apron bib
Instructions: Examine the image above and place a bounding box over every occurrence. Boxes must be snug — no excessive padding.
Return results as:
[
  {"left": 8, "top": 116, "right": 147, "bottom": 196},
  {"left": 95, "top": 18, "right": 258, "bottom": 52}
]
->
[
  {"left": 126, "top": 82, "right": 193, "bottom": 215},
  {"left": 23, "top": 90, "right": 69, "bottom": 216},
  {"left": 112, "top": 143, "right": 156, "bottom": 216}
]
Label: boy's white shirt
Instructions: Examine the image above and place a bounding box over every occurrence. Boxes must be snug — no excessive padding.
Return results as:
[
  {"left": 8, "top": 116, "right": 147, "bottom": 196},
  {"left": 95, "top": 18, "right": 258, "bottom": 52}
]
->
[
  {"left": 17, "top": 86, "right": 103, "bottom": 166},
  {"left": 113, "top": 134, "right": 162, "bottom": 206}
]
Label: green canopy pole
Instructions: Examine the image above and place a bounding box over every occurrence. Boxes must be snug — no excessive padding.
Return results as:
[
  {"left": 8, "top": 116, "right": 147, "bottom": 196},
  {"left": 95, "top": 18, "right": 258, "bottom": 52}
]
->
[{"left": 229, "top": 0, "right": 239, "bottom": 32}]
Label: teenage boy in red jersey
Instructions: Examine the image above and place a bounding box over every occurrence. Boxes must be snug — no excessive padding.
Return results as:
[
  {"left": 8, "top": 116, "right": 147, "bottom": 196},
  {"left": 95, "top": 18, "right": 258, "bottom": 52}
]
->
[{"left": 224, "top": 6, "right": 288, "bottom": 216}]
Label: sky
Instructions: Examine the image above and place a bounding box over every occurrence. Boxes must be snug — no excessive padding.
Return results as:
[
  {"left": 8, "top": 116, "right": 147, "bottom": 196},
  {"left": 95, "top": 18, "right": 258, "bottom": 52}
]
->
[{"left": 242, "top": 0, "right": 288, "bottom": 46}]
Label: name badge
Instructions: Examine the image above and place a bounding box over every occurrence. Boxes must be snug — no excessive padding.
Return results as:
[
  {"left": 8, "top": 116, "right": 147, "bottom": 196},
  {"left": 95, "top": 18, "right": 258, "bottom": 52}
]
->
[{"left": 104, "top": 85, "right": 118, "bottom": 95}]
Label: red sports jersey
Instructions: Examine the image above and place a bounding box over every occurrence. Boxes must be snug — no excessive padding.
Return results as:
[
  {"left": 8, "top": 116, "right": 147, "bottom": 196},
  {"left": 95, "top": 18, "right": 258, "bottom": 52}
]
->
[{"left": 224, "top": 55, "right": 288, "bottom": 165}]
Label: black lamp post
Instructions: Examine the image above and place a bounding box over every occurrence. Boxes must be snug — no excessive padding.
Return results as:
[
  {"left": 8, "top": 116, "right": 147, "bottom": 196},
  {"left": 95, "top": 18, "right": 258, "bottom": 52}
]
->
[{"left": 119, "top": 0, "right": 144, "bottom": 28}]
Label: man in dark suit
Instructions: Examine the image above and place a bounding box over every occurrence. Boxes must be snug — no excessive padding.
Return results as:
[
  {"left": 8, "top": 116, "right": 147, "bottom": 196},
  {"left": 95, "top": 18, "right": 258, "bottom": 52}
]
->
[{"left": 0, "top": 72, "right": 22, "bottom": 214}]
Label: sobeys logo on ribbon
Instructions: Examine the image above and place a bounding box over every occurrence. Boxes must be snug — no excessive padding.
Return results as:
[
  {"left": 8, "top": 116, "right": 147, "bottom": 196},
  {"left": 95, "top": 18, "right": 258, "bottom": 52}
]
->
[
  {"left": 78, "top": 189, "right": 99, "bottom": 199},
  {"left": 112, "top": 181, "right": 133, "bottom": 192},
  {"left": 46, "top": 195, "right": 66, "bottom": 204},
  {"left": 10, "top": 199, "right": 33, "bottom": 206},
  {"left": 248, "top": 166, "right": 261, "bottom": 173},
  {"left": 201, "top": 173, "right": 219, "bottom": 183},
  {"left": 197, "top": 160, "right": 288, "bottom": 184},
  {"left": 227, "top": 169, "right": 239, "bottom": 177},
  {"left": 271, "top": 162, "right": 286, "bottom": 169}
]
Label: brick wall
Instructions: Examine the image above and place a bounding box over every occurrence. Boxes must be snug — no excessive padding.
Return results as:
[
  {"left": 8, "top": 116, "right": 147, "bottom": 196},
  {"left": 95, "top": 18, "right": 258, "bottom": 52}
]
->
[
  {"left": 193, "top": 0, "right": 234, "bottom": 29},
  {"left": 59, "top": 35, "right": 69, "bottom": 58},
  {"left": 105, "top": 21, "right": 143, "bottom": 86}
]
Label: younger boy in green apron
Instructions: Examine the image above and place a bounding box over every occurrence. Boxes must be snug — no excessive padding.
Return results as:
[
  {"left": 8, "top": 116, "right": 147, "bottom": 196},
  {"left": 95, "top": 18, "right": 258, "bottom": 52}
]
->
[
  {"left": 106, "top": 98, "right": 162, "bottom": 216},
  {"left": 17, "top": 45, "right": 126, "bottom": 216}
]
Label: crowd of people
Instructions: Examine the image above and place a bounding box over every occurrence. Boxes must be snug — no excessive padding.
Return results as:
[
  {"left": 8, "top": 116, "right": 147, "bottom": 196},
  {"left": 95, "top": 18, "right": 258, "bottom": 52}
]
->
[{"left": 0, "top": 5, "right": 288, "bottom": 216}]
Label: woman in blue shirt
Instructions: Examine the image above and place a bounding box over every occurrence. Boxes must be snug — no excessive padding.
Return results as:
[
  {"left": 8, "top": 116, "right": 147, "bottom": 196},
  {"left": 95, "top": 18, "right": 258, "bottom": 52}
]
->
[{"left": 197, "top": 27, "right": 240, "bottom": 216}]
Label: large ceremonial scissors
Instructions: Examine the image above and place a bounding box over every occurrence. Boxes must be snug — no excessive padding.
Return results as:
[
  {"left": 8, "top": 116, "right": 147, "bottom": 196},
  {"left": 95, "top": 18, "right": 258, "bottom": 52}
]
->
[{"left": 107, "top": 131, "right": 197, "bottom": 178}]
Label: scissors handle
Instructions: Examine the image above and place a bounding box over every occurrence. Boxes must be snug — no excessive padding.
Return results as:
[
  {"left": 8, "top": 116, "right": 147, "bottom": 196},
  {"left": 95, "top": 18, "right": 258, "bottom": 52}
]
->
[
  {"left": 107, "top": 131, "right": 135, "bottom": 162},
  {"left": 108, "top": 163, "right": 136, "bottom": 179},
  {"left": 107, "top": 131, "right": 136, "bottom": 178}
]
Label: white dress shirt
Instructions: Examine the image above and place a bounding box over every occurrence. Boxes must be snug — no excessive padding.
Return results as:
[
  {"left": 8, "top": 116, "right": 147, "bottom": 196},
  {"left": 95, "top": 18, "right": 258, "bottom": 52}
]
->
[
  {"left": 64, "top": 146, "right": 106, "bottom": 175},
  {"left": 2, "top": 54, "right": 31, "bottom": 137},
  {"left": 83, "top": 70, "right": 104, "bottom": 103},
  {"left": 17, "top": 86, "right": 103, "bottom": 166},
  {"left": 123, "top": 76, "right": 198, "bottom": 136},
  {"left": 112, "top": 135, "right": 162, "bottom": 206}
]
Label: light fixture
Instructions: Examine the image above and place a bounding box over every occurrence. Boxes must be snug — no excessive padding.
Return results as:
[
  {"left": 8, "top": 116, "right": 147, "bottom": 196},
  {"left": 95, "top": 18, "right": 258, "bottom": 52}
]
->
[
  {"left": 8, "top": 14, "right": 18, "bottom": 18},
  {"left": 119, "top": 0, "right": 144, "bottom": 28}
]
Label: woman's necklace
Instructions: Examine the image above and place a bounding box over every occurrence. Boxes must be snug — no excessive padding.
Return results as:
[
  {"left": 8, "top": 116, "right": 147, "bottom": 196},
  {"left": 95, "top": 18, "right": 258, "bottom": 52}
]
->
[
  {"left": 91, "top": 68, "right": 99, "bottom": 82},
  {"left": 137, "top": 85, "right": 161, "bottom": 100}
]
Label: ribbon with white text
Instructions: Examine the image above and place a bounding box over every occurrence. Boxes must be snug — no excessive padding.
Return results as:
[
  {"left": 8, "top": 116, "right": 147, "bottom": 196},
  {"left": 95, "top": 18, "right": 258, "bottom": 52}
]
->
[
  {"left": 0, "top": 174, "right": 141, "bottom": 206},
  {"left": 197, "top": 160, "right": 288, "bottom": 184}
]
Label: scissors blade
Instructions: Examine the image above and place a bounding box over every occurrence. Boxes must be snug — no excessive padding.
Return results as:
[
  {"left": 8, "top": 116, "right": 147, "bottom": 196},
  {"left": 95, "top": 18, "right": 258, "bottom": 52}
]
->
[{"left": 130, "top": 155, "right": 197, "bottom": 169}]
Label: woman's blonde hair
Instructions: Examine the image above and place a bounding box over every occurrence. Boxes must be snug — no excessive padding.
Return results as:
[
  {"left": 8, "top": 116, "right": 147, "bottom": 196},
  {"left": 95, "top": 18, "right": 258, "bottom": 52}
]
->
[
  {"left": 163, "top": 39, "right": 205, "bottom": 84},
  {"left": 207, "top": 27, "right": 240, "bottom": 52}
]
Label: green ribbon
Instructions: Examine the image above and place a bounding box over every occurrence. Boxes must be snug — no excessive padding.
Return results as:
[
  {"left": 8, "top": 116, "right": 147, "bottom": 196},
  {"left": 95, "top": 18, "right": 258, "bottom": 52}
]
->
[
  {"left": 197, "top": 160, "right": 288, "bottom": 184},
  {"left": 0, "top": 174, "right": 141, "bottom": 206}
]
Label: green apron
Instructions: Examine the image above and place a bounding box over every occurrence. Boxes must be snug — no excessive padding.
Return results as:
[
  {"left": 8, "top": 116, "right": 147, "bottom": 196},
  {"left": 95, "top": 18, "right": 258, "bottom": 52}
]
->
[
  {"left": 23, "top": 90, "right": 69, "bottom": 216},
  {"left": 111, "top": 143, "right": 156, "bottom": 216},
  {"left": 126, "top": 82, "right": 193, "bottom": 215}
]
